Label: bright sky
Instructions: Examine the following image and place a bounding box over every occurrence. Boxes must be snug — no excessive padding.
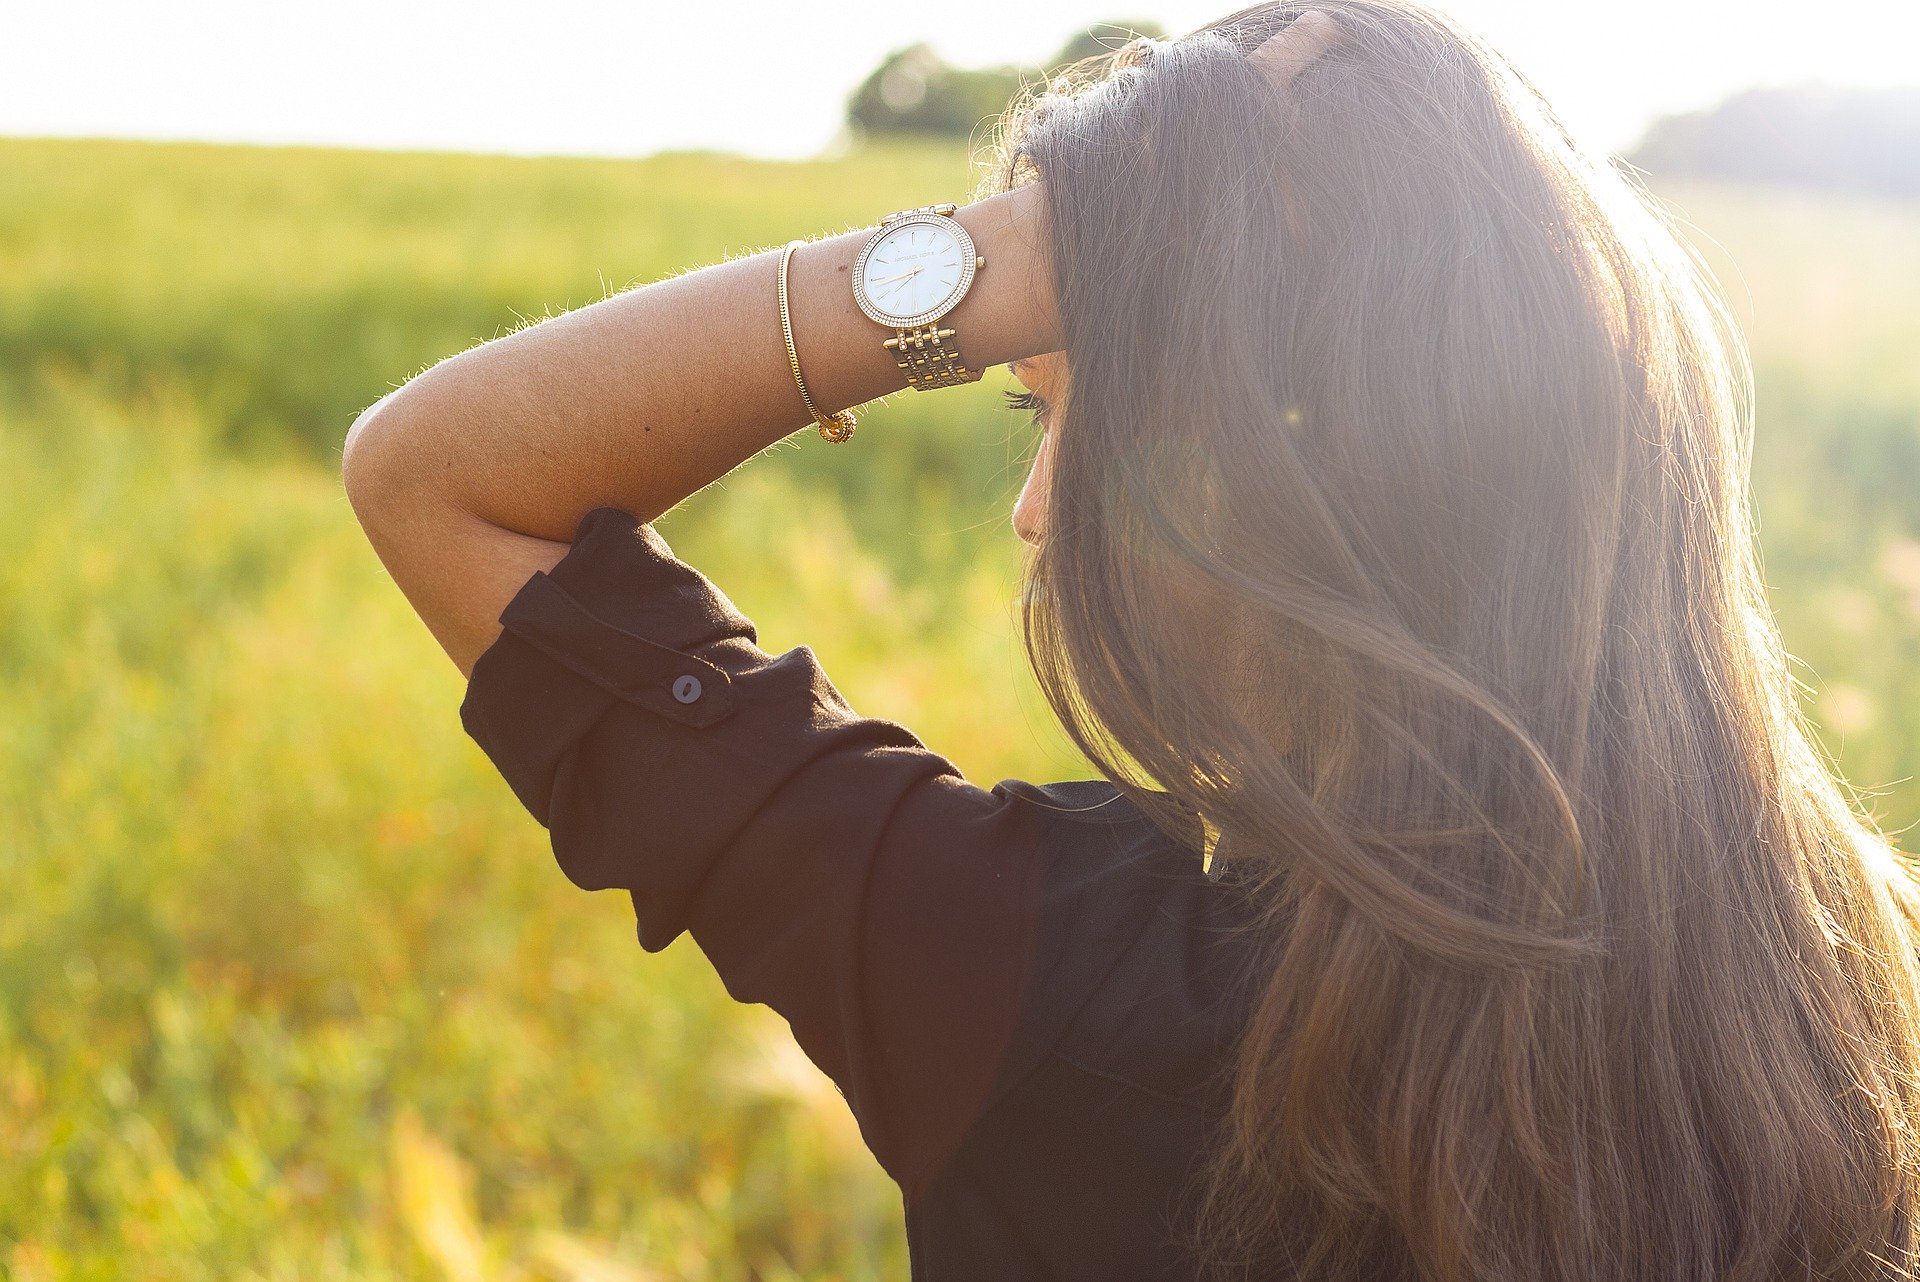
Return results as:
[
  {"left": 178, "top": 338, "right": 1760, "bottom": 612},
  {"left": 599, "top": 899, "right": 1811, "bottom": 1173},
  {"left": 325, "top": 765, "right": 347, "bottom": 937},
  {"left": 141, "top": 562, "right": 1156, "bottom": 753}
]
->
[{"left": 4, "top": 0, "right": 1913, "bottom": 162}]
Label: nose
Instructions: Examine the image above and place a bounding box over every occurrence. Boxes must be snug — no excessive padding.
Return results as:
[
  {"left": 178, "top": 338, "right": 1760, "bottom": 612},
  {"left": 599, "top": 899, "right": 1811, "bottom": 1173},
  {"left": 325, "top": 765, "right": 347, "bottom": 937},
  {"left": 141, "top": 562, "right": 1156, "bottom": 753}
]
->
[
  {"left": 1012, "top": 435, "right": 1052, "bottom": 546},
  {"left": 1013, "top": 500, "right": 1042, "bottom": 547},
  {"left": 1013, "top": 477, "right": 1049, "bottom": 546}
]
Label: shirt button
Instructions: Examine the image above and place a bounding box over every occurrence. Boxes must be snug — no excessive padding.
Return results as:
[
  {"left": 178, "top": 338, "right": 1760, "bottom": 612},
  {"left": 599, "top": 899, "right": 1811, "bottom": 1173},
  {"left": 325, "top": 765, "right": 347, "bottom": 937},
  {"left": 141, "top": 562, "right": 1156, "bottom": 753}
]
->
[{"left": 672, "top": 674, "right": 703, "bottom": 704}]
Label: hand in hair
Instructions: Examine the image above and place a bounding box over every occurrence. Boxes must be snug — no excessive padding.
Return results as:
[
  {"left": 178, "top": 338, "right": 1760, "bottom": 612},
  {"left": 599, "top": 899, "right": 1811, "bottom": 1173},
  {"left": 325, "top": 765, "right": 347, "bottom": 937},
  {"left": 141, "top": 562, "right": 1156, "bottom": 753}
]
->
[{"left": 1246, "top": 9, "right": 1345, "bottom": 91}]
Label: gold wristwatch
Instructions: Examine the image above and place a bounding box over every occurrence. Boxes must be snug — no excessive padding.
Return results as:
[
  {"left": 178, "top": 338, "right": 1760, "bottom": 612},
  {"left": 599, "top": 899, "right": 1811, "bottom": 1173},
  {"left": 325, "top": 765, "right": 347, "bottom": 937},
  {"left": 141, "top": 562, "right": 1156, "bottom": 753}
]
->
[{"left": 851, "top": 203, "right": 986, "bottom": 390}]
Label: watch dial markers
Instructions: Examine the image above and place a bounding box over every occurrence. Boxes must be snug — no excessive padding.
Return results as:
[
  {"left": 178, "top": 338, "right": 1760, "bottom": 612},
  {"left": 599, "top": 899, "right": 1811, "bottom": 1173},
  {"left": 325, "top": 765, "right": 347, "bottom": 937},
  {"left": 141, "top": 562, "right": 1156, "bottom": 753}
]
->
[{"left": 860, "top": 221, "right": 969, "bottom": 322}]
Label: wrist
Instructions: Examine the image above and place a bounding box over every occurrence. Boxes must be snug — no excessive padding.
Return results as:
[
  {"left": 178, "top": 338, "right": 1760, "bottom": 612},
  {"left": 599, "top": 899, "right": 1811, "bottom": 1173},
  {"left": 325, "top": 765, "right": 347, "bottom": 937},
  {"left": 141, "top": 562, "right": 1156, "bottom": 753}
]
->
[{"left": 948, "top": 183, "right": 1062, "bottom": 370}]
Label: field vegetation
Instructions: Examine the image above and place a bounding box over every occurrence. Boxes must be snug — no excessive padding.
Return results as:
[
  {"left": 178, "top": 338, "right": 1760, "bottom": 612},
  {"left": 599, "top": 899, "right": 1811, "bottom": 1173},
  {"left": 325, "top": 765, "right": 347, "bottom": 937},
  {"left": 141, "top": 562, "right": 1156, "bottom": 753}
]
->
[{"left": 3, "top": 135, "right": 1917, "bottom": 1279}]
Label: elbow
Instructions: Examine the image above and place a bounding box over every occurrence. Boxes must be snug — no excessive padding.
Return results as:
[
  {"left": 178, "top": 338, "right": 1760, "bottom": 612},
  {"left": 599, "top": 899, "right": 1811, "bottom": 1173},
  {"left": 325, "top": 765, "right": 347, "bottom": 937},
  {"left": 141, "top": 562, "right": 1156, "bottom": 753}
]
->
[{"left": 341, "top": 391, "right": 421, "bottom": 533}]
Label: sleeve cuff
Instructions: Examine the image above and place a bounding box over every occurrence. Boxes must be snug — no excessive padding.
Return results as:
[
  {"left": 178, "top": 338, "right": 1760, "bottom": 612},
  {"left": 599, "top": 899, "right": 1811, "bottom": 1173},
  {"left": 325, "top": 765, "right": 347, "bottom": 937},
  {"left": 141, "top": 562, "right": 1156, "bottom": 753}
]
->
[{"left": 458, "top": 507, "right": 754, "bottom": 827}]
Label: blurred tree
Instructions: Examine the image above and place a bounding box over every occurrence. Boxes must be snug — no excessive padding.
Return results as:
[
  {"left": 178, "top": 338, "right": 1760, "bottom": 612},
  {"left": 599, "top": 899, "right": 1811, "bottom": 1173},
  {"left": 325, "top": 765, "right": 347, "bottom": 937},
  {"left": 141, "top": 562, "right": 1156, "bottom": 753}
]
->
[
  {"left": 1047, "top": 20, "right": 1168, "bottom": 71},
  {"left": 846, "top": 20, "right": 1169, "bottom": 140},
  {"left": 847, "top": 43, "right": 1027, "bottom": 139},
  {"left": 1628, "top": 85, "right": 1920, "bottom": 198}
]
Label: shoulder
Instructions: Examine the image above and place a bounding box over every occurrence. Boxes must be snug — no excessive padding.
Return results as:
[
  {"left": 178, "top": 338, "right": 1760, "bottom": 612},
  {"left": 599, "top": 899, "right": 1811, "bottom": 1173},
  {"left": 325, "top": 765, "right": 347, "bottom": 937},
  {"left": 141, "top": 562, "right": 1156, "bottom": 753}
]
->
[
  {"left": 974, "top": 777, "right": 1267, "bottom": 1114},
  {"left": 992, "top": 777, "right": 1150, "bottom": 822},
  {"left": 987, "top": 778, "right": 1229, "bottom": 954},
  {"left": 991, "top": 777, "right": 1246, "bottom": 915}
]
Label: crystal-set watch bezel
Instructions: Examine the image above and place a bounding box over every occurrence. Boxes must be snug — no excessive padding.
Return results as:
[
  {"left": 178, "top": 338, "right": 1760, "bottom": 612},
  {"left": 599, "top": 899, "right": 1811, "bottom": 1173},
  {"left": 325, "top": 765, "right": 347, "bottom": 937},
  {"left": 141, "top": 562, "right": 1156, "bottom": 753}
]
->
[{"left": 850, "top": 212, "right": 980, "bottom": 330}]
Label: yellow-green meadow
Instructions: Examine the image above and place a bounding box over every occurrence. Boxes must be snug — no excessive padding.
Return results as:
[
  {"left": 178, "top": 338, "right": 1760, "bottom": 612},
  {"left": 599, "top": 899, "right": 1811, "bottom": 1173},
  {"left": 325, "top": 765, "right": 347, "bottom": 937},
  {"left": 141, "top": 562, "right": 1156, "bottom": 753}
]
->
[{"left": 3, "top": 135, "right": 1917, "bottom": 1279}]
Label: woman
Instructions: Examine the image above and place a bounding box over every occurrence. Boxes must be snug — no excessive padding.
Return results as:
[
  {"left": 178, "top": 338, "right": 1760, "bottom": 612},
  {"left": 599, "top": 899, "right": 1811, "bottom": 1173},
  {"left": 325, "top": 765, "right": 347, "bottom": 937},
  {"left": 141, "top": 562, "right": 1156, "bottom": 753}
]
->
[{"left": 342, "top": 2, "right": 1920, "bottom": 1278}]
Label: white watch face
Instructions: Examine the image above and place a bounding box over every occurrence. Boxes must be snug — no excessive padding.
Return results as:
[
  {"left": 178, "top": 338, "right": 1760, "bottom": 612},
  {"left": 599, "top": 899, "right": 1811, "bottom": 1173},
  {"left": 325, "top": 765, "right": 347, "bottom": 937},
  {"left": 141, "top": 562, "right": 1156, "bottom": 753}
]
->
[{"left": 859, "top": 221, "right": 970, "bottom": 323}]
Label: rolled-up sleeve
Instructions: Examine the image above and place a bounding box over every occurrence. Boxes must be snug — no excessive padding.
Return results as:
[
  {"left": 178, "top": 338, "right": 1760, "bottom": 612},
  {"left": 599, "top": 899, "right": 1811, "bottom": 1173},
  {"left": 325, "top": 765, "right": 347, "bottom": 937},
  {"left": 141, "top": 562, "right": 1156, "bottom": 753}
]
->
[{"left": 458, "top": 506, "right": 1160, "bottom": 1198}]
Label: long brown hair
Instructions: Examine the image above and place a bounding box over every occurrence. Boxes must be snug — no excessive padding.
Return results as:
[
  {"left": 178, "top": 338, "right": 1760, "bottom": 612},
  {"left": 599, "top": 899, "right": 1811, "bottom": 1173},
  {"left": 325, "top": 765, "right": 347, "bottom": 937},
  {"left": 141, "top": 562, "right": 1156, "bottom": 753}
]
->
[{"left": 974, "top": 3, "right": 1920, "bottom": 1277}]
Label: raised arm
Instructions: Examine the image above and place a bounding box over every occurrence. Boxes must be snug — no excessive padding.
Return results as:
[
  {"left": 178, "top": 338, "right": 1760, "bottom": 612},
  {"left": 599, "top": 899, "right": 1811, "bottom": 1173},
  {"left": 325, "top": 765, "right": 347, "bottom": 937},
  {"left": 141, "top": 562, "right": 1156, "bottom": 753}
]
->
[{"left": 341, "top": 181, "right": 1059, "bottom": 675}]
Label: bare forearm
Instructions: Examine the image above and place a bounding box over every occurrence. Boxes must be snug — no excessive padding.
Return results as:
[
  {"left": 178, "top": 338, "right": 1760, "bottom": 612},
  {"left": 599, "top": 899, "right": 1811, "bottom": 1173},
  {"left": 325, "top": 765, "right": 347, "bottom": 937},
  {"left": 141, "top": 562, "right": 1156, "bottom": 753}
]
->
[
  {"left": 341, "top": 181, "right": 1057, "bottom": 674},
  {"left": 345, "top": 182, "right": 1057, "bottom": 539}
]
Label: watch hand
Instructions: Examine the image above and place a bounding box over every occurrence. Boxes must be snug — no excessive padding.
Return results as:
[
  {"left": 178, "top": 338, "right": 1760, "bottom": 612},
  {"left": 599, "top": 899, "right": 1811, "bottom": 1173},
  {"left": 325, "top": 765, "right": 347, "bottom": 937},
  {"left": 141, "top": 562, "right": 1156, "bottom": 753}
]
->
[{"left": 877, "top": 266, "right": 924, "bottom": 298}]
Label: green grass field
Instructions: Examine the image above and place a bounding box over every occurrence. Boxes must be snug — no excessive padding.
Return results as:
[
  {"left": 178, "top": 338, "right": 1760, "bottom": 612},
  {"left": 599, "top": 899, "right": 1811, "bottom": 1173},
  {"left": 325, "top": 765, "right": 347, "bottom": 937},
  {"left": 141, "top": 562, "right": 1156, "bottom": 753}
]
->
[{"left": 2, "top": 135, "right": 1919, "bottom": 1279}]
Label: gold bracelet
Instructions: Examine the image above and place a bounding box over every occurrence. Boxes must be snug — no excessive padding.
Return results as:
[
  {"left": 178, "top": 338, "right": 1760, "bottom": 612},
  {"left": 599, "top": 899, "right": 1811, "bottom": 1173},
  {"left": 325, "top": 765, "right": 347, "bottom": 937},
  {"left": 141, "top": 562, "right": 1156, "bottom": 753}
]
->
[{"left": 778, "top": 239, "right": 857, "bottom": 444}]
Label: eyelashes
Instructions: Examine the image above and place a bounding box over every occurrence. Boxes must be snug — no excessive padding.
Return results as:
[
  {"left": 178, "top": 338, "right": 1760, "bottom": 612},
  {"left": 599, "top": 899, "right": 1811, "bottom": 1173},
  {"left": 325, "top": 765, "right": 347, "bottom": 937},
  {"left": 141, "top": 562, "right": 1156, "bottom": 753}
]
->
[{"left": 1002, "top": 387, "right": 1050, "bottom": 430}]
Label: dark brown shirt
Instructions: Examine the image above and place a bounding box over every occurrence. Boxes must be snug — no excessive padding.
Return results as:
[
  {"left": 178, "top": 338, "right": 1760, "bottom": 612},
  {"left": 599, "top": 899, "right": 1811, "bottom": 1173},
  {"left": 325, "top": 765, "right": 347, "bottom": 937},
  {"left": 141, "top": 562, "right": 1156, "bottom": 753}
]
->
[{"left": 460, "top": 506, "right": 1268, "bottom": 1280}]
